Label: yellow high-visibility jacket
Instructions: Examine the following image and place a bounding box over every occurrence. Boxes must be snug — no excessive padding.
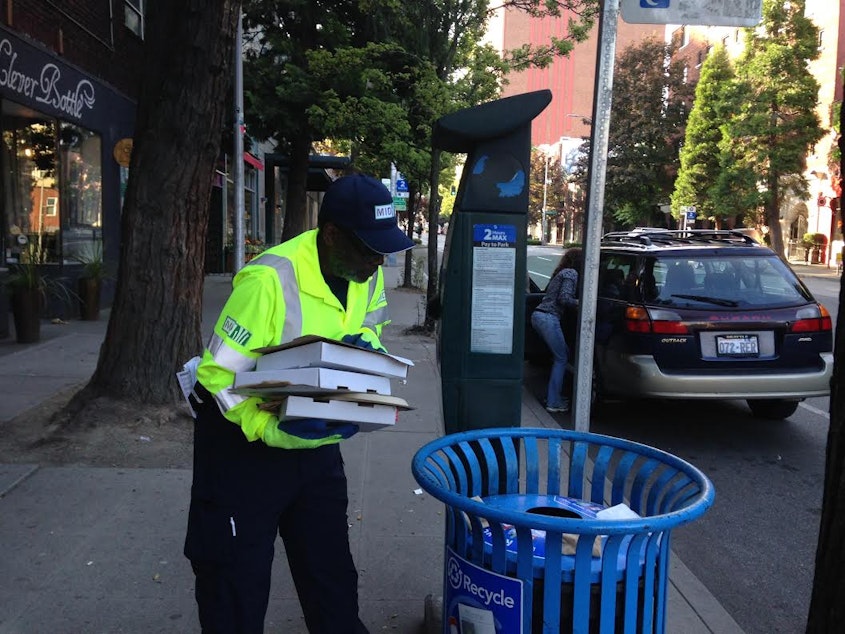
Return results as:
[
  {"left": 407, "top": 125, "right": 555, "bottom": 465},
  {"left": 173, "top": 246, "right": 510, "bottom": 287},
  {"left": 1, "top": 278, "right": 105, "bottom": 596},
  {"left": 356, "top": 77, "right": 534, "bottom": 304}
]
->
[{"left": 197, "top": 229, "right": 390, "bottom": 449}]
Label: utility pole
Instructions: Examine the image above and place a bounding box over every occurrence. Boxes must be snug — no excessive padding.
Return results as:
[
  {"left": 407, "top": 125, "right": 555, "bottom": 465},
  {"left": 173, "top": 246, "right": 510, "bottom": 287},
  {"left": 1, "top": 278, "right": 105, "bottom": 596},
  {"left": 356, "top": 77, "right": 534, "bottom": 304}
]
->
[
  {"left": 541, "top": 154, "right": 549, "bottom": 245},
  {"left": 572, "top": 0, "right": 619, "bottom": 433},
  {"left": 232, "top": 12, "right": 245, "bottom": 273}
]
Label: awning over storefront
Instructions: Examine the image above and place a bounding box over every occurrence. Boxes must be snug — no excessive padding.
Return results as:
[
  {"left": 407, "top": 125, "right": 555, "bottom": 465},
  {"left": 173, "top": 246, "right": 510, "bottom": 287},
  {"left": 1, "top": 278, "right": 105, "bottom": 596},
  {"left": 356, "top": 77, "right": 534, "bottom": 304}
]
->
[{"left": 244, "top": 151, "right": 264, "bottom": 170}]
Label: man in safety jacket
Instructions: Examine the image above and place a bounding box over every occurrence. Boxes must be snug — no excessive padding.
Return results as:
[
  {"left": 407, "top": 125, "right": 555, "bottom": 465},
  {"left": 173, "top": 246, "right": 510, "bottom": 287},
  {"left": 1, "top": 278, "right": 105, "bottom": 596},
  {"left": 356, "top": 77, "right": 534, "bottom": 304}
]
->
[{"left": 184, "top": 173, "right": 415, "bottom": 634}]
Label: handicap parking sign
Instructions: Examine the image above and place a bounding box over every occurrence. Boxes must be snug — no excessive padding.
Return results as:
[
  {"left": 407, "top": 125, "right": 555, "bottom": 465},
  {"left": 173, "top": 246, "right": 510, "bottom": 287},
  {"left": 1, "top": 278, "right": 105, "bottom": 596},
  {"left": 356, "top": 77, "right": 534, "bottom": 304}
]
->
[
  {"left": 396, "top": 178, "right": 409, "bottom": 193},
  {"left": 640, "top": 0, "right": 669, "bottom": 7}
]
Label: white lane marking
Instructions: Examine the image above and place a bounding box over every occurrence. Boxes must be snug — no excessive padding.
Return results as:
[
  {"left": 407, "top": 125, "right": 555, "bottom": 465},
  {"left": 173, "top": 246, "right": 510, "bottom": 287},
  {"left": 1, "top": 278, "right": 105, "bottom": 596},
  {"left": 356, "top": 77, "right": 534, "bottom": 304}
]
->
[
  {"left": 800, "top": 401, "right": 829, "bottom": 418},
  {"left": 537, "top": 256, "right": 554, "bottom": 261}
]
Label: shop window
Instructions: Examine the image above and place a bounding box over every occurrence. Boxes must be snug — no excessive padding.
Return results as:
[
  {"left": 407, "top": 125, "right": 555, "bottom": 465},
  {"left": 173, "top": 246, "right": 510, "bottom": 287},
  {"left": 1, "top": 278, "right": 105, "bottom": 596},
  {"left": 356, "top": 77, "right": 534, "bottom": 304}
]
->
[
  {"left": 59, "top": 122, "right": 102, "bottom": 262},
  {"left": 125, "top": 0, "right": 145, "bottom": 38},
  {"left": 0, "top": 101, "right": 102, "bottom": 266},
  {"left": 2, "top": 112, "right": 59, "bottom": 264}
]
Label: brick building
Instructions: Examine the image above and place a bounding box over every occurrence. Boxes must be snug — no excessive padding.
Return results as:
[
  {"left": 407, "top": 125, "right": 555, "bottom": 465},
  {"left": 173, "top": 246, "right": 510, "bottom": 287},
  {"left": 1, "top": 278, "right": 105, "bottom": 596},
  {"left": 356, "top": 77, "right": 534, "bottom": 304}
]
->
[
  {"left": 488, "top": 6, "right": 661, "bottom": 242},
  {"left": 491, "top": 2, "right": 845, "bottom": 259}
]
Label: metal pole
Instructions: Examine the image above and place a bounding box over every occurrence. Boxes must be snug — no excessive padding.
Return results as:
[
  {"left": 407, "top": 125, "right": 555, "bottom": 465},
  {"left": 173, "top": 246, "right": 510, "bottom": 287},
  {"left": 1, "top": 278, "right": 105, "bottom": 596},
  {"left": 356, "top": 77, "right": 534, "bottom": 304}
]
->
[
  {"left": 541, "top": 155, "right": 549, "bottom": 244},
  {"left": 233, "top": 12, "right": 246, "bottom": 273},
  {"left": 572, "top": 0, "right": 620, "bottom": 433}
]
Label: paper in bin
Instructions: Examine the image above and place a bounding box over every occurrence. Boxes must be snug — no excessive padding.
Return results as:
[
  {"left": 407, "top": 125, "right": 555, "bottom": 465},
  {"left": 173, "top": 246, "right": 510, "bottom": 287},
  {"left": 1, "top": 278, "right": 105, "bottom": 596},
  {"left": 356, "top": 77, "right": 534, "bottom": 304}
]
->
[
  {"left": 469, "top": 496, "right": 605, "bottom": 558},
  {"left": 595, "top": 503, "right": 640, "bottom": 521}
]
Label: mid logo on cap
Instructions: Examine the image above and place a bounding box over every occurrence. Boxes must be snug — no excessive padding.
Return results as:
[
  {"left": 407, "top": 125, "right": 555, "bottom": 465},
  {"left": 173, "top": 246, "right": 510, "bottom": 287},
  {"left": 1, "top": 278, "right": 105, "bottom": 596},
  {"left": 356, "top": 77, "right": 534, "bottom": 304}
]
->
[{"left": 374, "top": 203, "right": 395, "bottom": 220}]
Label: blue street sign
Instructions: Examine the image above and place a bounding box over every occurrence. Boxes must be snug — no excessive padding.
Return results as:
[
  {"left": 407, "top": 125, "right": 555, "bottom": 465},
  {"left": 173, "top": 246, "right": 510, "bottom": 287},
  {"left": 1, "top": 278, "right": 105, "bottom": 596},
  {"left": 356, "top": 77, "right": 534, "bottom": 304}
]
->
[{"left": 396, "top": 178, "right": 409, "bottom": 193}]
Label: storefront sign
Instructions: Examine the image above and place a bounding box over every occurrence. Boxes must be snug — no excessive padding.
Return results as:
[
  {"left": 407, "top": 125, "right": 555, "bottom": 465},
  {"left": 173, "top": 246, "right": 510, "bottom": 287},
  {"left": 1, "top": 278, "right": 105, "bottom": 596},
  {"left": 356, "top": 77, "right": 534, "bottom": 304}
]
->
[
  {"left": 0, "top": 38, "right": 96, "bottom": 120},
  {"left": 113, "top": 138, "right": 133, "bottom": 167}
]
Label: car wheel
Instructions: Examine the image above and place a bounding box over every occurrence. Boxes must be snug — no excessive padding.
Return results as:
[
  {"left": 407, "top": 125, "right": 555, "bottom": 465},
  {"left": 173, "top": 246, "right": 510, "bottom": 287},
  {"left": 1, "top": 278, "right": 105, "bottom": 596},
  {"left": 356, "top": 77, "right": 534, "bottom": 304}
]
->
[{"left": 747, "top": 399, "right": 800, "bottom": 420}]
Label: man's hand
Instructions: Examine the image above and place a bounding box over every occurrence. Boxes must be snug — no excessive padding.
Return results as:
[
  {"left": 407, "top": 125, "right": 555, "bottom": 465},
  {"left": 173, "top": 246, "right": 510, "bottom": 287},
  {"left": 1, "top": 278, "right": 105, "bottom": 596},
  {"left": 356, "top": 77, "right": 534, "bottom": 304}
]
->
[
  {"left": 280, "top": 418, "right": 359, "bottom": 440},
  {"left": 341, "top": 333, "right": 385, "bottom": 352}
]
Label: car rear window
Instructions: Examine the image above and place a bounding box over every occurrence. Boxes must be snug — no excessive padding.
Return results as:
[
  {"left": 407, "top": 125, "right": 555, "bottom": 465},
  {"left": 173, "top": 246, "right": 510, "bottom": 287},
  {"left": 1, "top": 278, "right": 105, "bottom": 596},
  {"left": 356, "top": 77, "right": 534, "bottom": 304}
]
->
[{"left": 646, "top": 254, "right": 812, "bottom": 308}]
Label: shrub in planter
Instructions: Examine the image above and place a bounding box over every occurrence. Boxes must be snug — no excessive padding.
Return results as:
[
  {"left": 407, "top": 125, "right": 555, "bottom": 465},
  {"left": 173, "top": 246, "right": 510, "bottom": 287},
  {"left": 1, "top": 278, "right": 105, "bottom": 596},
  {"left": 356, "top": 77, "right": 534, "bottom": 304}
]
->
[
  {"left": 72, "top": 241, "right": 111, "bottom": 320},
  {"left": 4, "top": 246, "right": 72, "bottom": 343}
]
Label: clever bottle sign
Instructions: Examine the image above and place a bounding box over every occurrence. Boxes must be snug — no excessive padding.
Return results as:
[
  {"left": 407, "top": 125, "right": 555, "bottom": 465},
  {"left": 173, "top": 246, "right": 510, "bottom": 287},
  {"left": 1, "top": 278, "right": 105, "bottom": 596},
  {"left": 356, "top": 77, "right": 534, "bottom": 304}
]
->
[{"left": 444, "top": 547, "right": 523, "bottom": 633}]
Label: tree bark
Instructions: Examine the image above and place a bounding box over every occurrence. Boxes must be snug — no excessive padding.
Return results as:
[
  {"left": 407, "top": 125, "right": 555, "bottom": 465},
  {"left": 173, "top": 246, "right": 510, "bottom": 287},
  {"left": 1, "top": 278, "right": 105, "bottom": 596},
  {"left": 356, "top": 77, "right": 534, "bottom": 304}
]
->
[
  {"left": 67, "top": 0, "right": 241, "bottom": 409},
  {"left": 806, "top": 131, "right": 845, "bottom": 632},
  {"left": 281, "top": 129, "right": 314, "bottom": 242},
  {"left": 402, "top": 184, "right": 418, "bottom": 289},
  {"left": 424, "top": 148, "right": 442, "bottom": 331},
  {"left": 767, "top": 168, "right": 785, "bottom": 258}
]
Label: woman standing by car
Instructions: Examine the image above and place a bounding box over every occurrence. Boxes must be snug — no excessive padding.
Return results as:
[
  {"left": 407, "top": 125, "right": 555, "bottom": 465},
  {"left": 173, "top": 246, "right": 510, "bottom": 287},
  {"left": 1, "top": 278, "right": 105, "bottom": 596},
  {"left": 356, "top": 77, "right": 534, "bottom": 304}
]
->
[{"left": 531, "top": 248, "right": 583, "bottom": 413}]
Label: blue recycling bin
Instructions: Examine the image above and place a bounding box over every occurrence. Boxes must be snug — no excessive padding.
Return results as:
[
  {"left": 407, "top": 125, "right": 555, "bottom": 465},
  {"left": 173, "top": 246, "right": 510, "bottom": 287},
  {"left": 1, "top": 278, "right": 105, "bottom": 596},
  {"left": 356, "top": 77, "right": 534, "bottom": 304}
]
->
[{"left": 412, "top": 427, "right": 714, "bottom": 634}]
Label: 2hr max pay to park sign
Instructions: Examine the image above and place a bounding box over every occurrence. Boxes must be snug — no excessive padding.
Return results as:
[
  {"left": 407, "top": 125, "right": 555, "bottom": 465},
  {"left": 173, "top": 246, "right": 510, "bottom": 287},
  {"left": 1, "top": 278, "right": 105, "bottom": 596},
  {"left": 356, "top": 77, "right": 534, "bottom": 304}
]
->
[{"left": 621, "top": 0, "right": 762, "bottom": 27}]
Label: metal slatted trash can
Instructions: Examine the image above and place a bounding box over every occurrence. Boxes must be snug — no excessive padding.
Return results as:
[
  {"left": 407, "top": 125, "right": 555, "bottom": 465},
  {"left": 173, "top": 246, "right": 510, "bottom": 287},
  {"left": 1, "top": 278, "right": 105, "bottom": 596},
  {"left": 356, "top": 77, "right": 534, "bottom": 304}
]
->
[{"left": 412, "top": 427, "right": 714, "bottom": 634}]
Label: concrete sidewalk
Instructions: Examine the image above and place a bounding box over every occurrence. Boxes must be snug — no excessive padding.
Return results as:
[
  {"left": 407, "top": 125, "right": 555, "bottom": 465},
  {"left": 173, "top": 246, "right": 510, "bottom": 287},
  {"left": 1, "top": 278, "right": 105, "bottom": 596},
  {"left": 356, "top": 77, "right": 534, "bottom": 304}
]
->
[{"left": 0, "top": 262, "right": 743, "bottom": 633}]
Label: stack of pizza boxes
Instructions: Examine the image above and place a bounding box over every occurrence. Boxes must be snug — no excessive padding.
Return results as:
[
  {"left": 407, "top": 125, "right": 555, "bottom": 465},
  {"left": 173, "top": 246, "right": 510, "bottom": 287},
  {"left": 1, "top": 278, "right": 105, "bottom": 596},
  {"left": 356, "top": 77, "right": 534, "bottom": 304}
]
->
[{"left": 232, "top": 335, "right": 414, "bottom": 432}]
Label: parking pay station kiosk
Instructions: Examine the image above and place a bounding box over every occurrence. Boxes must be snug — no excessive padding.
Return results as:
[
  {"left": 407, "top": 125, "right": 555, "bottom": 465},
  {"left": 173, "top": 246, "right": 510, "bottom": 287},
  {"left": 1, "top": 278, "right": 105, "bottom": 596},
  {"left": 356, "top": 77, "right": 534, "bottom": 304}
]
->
[{"left": 434, "top": 90, "right": 551, "bottom": 434}]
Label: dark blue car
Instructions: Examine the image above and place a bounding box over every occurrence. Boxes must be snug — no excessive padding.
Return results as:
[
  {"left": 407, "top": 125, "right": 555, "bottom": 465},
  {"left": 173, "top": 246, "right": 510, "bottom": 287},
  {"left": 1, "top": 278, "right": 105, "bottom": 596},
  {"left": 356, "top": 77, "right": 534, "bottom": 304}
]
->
[{"left": 526, "top": 230, "right": 833, "bottom": 419}]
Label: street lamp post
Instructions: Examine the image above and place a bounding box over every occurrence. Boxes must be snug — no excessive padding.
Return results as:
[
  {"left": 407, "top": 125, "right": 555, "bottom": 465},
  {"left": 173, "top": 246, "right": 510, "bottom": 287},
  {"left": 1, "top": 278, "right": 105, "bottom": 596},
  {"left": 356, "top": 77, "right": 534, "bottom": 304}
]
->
[{"left": 541, "top": 154, "right": 549, "bottom": 245}]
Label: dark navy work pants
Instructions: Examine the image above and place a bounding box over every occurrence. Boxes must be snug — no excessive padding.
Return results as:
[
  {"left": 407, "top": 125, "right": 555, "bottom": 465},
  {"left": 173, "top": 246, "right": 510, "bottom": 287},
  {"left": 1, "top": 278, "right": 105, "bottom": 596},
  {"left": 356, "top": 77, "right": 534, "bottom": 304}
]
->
[{"left": 184, "top": 386, "right": 369, "bottom": 634}]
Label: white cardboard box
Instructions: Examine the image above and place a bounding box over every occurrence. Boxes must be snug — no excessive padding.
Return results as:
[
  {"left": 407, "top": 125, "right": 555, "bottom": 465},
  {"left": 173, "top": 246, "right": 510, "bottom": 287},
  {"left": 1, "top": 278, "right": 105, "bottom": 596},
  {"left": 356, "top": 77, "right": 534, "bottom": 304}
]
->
[
  {"left": 232, "top": 367, "right": 392, "bottom": 397},
  {"left": 278, "top": 395, "right": 398, "bottom": 432},
  {"left": 254, "top": 335, "right": 413, "bottom": 379}
]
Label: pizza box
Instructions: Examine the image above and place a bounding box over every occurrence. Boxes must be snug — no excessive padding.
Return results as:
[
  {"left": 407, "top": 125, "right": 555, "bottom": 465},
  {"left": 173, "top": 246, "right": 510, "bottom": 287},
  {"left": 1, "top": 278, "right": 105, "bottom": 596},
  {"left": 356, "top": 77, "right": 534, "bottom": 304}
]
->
[
  {"left": 253, "top": 335, "right": 413, "bottom": 379},
  {"left": 276, "top": 394, "right": 401, "bottom": 432},
  {"left": 232, "top": 367, "right": 392, "bottom": 398}
]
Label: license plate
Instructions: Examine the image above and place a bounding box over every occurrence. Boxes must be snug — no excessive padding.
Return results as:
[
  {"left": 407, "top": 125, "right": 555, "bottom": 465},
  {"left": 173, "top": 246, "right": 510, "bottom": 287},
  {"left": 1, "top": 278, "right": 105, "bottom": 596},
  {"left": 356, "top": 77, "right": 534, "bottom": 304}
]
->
[{"left": 716, "top": 334, "right": 759, "bottom": 357}]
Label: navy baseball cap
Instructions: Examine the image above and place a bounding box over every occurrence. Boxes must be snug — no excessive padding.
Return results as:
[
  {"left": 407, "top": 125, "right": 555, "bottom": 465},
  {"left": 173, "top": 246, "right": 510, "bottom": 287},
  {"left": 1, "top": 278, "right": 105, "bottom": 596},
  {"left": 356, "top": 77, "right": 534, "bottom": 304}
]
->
[{"left": 319, "top": 174, "right": 415, "bottom": 255}]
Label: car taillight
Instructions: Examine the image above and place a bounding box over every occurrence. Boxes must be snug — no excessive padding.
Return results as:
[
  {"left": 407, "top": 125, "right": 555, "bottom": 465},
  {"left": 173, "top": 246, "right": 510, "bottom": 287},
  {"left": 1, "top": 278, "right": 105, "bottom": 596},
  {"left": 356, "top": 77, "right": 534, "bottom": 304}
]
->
[
  {"left": 624, "top": 306, "right": 690, "bottom": 334},
  {"left": 791, "top": 304, "right": 832, "bottom": 333}
]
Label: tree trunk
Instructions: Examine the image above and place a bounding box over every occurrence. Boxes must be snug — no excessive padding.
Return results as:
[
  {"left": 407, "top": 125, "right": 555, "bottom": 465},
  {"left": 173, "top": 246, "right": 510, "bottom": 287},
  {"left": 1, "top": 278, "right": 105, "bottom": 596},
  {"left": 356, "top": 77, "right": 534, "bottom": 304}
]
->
[
  {"left": 767, "top": 169, "right": 784, "bottom": 258},
  {"left": 402, "top": 184, "right": 417, "bottom": 289},
  {"left": 69, "top": 1, "right": 241, "bottom": 407},
  {"left": 281, "top": 130, "right": 314, "bottom": 242},
  {"left": 424, "top": 148, "right": 442, "bottom": 331},
  {"left": 806, "top": 130, "right": 845, "bottom": 633}
]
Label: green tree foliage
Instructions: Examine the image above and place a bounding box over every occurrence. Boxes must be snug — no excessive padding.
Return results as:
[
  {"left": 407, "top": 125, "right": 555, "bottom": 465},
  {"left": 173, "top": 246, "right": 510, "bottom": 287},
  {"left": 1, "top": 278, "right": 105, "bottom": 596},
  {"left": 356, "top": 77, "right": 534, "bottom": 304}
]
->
[
  {"left": 242, "top": 0, "right": 599, "bottom": 324},
  {"left": 576, "top": 37, "right": 694, "bottom": 229},
  {"left": 672, "top": 45, "right": 736, "bottom": 226},
  {"left": 243, "top": 0, "right": 371, "bottom": 240},
  {"left": 529, "top": 149, "right": 568, "bottom": 236},
  {"left": 723, "top": 0, "right": 823, "bottom": 255}
]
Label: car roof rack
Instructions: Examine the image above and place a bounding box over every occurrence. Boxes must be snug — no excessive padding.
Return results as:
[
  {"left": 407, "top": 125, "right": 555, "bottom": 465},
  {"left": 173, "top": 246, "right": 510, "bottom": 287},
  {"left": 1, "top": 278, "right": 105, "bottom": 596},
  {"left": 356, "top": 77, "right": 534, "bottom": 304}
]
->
[{"left": 601, "top": 229, "right": 760, "bottom": 248}]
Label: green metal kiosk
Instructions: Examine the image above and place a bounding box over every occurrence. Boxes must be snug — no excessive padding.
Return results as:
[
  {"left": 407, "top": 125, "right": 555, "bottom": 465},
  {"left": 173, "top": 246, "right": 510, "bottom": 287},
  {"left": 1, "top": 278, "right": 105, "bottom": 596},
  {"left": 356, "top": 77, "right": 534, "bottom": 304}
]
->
[{"left": 434, "top": 90, "right": 551, "bottom": 434}]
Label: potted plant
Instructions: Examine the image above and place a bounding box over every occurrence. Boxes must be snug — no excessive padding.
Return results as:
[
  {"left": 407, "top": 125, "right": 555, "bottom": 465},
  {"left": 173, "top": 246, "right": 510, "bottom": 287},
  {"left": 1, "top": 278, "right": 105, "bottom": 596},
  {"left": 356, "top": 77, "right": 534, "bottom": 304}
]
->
[
  {"left": 245, "top": 238, "right": 265, "bottom": 262},
  {"left": 801, "top": 233, "right": 815, "bottom": 262},
  {"left": 73, "top": 241, "right": 110, "bottom": 320},
  {"left": 4, "top": 244, "right": 71, "bottom": 343},
  {"left": 811, "top": 233, "right": 828, "bottom": 265}
]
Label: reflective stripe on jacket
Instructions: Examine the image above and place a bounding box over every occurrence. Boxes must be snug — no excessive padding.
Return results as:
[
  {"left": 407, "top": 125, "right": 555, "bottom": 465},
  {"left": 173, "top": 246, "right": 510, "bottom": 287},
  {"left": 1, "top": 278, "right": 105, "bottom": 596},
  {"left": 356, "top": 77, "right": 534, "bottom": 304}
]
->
[{"left": 196, "top": 229, "right": 389, "bottom": 449}]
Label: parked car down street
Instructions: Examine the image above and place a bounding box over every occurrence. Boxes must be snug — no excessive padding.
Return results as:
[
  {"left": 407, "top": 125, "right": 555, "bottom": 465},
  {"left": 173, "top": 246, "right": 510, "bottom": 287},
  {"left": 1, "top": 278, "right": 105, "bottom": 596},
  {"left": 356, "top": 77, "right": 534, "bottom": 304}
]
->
[{"left": 526, "top": 229, "right": 834, "bottom": 419}]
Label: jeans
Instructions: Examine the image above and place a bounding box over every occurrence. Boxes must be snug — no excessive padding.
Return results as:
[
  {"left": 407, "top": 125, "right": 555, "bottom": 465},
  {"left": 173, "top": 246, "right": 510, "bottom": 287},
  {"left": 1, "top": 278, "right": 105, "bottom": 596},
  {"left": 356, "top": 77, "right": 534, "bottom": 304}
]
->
[{"left": 531, "top": 310, "right": 569, "bottom": 409}]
